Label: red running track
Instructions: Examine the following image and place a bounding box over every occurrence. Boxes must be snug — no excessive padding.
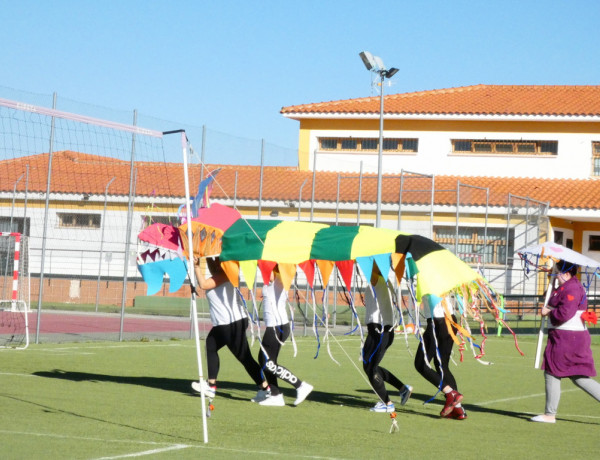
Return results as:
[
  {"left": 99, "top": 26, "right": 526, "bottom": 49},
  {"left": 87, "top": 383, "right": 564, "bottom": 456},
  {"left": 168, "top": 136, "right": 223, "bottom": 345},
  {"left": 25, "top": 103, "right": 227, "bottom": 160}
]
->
[{"left": 17, "top": 311, "right": 213, "bottom": 340}]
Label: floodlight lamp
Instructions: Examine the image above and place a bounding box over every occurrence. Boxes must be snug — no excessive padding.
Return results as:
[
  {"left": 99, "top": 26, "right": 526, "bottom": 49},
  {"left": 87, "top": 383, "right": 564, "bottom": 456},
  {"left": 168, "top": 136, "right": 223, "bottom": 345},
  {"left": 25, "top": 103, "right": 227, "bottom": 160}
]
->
[
  {"left": 386, "top": 67, "right": 399, "bottom": 78},
  {"left": 373, "top": 55, "right": 385, "bottom": 71},
  {"left": 359, "top": 51, "right": 376, "bottom": 71}
]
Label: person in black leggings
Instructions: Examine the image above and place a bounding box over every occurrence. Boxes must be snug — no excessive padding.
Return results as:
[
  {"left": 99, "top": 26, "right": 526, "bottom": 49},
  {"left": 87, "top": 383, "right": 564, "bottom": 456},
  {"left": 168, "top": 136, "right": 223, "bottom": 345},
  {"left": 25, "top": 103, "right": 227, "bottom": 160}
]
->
[
  {"left": 191, "top": 257, "right": 269, "bottom": 401},
  {"left": 363, "top": 266, "right": 412, "bottom": 413},
  {"left": 414, "top": 295, "right": 465, "bottom": 420},
  {"left": 257, "top": 268, "right": 313, "bottom": 406}
]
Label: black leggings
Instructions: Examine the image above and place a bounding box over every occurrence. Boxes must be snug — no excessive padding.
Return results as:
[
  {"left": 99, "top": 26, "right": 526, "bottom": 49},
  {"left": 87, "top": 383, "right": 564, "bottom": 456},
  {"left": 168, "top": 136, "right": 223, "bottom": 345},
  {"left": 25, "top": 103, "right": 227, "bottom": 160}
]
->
[
  {"left": 205, "top": 318, "right": 263, "bottom": 386},
  {"left": 258, "top": 323, "right": 302, "bottom": 394},
  {"left": 362, "top": 323, "right": 406, "bottom": 403},
  {"left": 414, "top": 317, "right": 457, "bottom": 391}
]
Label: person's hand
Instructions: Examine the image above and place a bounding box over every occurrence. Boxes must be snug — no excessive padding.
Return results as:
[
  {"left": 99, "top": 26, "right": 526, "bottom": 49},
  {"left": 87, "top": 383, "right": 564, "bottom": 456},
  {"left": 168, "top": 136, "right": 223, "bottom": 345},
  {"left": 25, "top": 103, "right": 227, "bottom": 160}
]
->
[
  {"left": 541, "top": 305, "right": 552, "bottom": 317},
  {"left": 194, "top": 257, "right": 207, "bottom": 269}
]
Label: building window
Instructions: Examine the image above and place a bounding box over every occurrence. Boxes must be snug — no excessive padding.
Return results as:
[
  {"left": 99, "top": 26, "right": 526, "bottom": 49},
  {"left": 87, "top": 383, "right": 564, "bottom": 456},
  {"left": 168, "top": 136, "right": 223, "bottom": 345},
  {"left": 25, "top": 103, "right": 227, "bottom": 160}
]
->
[
  {"left": 433, "top": 226, "right": 512, "bottom": 265},
  {"left": 319, "top": 137, "right": 418, "bottom": 153},
  {"left": 593, "top": 142, "right": 600, "bottom": 176},
  {"left": 383, "top": 139, "right": 398, "bottom": 150},
  {"left": 452, "top": 139, "right": 558, "bottom": 155},
  {"left": 589, "top": 235, "right": 600, "bottom": 251},
  {"left": 554, "top": 231, "right": 564, "bottom": 244},
  {"left": 58, "top": 213, "right": 101, "bottom": 229},
  {"left": 321, "top": 138, "right": 338, "bottom": 150},
  {"left": 0, "top": 216, "right": 28, "bottom": 235},
  {"left": 362, "top": 139, "right": 378, "bottom": 150},
  {"left": 341, "top": 139, "right": 357, "bottom": 150}
]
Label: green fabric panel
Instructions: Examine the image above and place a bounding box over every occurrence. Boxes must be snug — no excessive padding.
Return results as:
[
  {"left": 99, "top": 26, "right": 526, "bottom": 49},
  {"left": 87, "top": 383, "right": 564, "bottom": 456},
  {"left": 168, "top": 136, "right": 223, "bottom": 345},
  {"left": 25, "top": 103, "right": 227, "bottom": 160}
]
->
[
  {"left": 220, "top": 219, "right": 280, "bottom": 262},
  {"left": 309, "top": 225, "right": 360, "bottom": 261}
]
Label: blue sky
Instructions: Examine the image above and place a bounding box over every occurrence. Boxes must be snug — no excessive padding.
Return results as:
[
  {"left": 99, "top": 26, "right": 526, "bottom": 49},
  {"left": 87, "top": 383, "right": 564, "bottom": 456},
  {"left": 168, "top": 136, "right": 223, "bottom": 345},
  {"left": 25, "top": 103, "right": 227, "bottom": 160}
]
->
[{"left": 1, "top": 0, "right": 599, "bottom": 166}]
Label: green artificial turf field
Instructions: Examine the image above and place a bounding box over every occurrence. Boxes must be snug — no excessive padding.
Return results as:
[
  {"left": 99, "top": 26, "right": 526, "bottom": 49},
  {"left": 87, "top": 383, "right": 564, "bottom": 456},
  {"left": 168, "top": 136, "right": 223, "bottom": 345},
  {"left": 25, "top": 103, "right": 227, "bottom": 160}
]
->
[{"left": 1, "top": 334, "right": 598, "bottom": 459}]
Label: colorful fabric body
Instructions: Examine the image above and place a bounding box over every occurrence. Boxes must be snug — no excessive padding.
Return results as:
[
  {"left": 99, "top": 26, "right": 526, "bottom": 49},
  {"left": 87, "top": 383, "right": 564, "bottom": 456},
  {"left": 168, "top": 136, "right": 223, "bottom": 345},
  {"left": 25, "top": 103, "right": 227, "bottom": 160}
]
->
[
  {"left": 139, "top": 206, "right": 493, "bottom": 308},
  {"left": 218, "top": 218, "right": 483, "bottom": 300},
  {"left": 543, "top": 277, "right": 596, "bottom": 378},
  {"left": 206, "top": 282, "right": 247, "bottom": 326}
]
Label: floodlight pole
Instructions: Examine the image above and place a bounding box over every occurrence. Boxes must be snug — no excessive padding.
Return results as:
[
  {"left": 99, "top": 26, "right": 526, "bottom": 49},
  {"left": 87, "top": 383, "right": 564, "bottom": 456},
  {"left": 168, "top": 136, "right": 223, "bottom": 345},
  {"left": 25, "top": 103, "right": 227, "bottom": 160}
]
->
[
  {"left": 376, "top": 71, "right": 385, "bottom": 228},
  {"left": 359, "top": 51, "right": 397, "bottom": 228}
]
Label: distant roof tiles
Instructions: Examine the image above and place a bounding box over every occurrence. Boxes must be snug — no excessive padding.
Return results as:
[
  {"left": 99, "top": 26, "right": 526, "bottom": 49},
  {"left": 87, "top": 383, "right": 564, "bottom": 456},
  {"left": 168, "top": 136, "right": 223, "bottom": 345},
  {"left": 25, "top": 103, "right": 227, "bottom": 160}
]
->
[
  {"left": 281, "top": 84, "right": 600, "bottom": 117},
  {"left": 2, "top": 151, "right": 599, "bottom": 211}
]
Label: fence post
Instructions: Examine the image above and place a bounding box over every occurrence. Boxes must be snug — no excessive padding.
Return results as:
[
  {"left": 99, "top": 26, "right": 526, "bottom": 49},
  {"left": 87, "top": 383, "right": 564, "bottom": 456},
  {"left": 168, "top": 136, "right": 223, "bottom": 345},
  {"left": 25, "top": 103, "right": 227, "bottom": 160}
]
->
[
  {"left": 95, "top": 177, "right": 116, "bottom": 312},
  {"left": 119, "top": 110, "right": 138, "bottom": 341},
  {"left": 35, "top": 92, "right": 57, "bottom": 344}
]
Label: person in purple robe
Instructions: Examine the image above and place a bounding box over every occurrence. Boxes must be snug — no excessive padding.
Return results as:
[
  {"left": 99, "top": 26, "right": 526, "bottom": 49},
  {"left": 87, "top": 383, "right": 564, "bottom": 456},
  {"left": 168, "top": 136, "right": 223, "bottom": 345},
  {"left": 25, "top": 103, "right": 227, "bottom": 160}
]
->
[{"left": 531, "top": 259, "right": 600, "bottom": 423}]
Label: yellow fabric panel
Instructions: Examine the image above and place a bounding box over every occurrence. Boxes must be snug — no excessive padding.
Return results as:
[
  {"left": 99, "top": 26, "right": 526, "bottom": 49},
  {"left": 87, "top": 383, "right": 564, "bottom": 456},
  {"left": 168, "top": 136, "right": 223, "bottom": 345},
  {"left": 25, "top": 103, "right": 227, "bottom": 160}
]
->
[
  {"left": 261, "top": 221, "right": 328, "bottom": 264},
  {"left": 350, "top": 227, "right": 403, "bottom": 259},
  {"left": 415, "top": 250, "right": 481, "bottom": 300},
  {"left": 239, "top": 260, "right": 258, "bottom": 290}
]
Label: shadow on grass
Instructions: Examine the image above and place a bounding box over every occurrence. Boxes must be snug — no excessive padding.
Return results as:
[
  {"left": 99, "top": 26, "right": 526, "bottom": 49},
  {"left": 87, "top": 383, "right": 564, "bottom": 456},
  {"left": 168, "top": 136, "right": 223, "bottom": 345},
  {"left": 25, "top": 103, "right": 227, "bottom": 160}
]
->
[
  {"left": 34, "top": 369, "right": 271, "bottom": 401},
  {"left": 29, "top": 370, "right": 600, "bottom": 425},
  {"left": 355, "top": 388, "right": 537, "bottom": 421},
  {"left": 33, "top": 369, "right": 365, "bottom": 407}
]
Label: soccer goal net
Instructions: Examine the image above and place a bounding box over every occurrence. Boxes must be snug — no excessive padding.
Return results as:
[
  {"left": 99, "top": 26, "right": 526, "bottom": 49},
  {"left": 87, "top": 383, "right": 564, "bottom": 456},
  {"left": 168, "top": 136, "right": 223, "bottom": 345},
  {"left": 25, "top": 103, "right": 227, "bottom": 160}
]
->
[{"left": 0, "top": 232, "right": 30, "bottom": 349}]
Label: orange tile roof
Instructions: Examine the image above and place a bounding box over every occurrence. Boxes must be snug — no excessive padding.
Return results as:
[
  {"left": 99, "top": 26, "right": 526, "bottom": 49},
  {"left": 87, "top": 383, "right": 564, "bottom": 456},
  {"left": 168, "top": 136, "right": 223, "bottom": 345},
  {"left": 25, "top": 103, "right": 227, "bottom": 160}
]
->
[
  {"left": 281, "top": 85, "right": 600, "bottom": 117},
  {"left": 2, "top": 152, "right": 599, "bottom": 212}
]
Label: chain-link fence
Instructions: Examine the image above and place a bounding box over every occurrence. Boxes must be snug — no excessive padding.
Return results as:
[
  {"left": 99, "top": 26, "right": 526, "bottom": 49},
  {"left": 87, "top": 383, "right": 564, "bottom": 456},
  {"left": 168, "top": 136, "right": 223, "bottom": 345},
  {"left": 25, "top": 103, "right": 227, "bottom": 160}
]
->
[{"left": 1, "top": 90, "right": 597, "bottom": 344}]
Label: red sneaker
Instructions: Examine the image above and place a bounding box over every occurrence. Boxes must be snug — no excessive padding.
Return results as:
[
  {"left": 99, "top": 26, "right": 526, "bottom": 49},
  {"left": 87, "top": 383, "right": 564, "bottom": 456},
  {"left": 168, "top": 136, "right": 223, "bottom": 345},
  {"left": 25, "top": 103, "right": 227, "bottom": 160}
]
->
[
  {"left": 440, "top": 390, "right": 463, "bottom": 417},
  {"left": 451, "top": 406, "right": 467, "bottom": 420}
]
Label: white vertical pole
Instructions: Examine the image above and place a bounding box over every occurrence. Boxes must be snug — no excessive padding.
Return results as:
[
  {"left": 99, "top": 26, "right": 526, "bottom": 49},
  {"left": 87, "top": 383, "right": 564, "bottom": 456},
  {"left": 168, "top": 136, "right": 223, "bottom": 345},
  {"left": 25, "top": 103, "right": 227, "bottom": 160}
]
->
[{"left": 181, "top": 131, "right": 208, "bottom": 443}]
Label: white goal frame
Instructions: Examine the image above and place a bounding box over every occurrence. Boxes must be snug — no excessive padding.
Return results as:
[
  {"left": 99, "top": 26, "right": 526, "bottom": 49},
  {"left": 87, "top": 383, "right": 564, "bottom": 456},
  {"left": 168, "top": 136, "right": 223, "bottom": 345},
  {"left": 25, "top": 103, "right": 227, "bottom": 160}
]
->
[{"left": 0, "top": 232, "right": 30, "bottom": 349}]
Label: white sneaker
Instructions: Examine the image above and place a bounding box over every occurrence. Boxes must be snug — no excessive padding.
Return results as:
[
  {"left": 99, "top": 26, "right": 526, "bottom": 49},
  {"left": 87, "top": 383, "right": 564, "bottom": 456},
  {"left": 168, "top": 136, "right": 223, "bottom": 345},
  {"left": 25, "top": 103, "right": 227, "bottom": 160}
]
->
[
  {"left": 251, "top": 388, "right": 271, "bottom": 403},
  {"left": 293, "top": 382, "right": 314, "bottom": 406},
  {"left": 191, "top": 380, "right": 215, "bottom": 399},
  {"left": 399, "top": 384, "right": 413, "bottom": 405},
  {"left": 530, "top": 414, "right": 556, "bottom": 424},
  {"left": 370, "top": 401, "right": 395, "bottom": 413},
  {"left": 259, "top": 393, "right": 285, "bottom": 406}
]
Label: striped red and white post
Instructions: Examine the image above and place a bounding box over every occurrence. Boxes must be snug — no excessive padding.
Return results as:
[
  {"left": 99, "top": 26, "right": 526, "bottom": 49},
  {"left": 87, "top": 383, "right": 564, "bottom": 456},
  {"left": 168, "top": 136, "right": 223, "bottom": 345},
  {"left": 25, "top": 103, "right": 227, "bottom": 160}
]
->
[{"left": 0, "top": 232, "right": 20, "bottom": 308}]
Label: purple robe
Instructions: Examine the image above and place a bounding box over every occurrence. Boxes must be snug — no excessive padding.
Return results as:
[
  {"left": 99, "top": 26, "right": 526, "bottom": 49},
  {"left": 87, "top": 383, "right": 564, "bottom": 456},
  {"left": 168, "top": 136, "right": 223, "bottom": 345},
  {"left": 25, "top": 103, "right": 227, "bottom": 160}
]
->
[{"left": 542, "top": 276, "right": 596, "bottom": 378}]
